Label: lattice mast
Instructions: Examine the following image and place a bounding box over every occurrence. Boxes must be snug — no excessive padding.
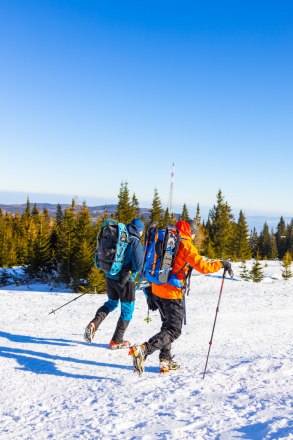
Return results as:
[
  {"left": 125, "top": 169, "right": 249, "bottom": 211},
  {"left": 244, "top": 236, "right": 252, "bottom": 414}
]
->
[{"left": 168, "top": 162, "right": 175, "bottom": 216}]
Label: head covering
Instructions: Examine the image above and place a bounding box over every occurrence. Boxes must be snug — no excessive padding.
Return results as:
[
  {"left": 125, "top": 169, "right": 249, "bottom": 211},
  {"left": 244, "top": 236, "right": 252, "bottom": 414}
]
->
[
  {"left": 131, "top": 218, "right": 145, "bottom": 233},
  {"left": 175, "top": 220, "right": 192, "bottom": 238}
]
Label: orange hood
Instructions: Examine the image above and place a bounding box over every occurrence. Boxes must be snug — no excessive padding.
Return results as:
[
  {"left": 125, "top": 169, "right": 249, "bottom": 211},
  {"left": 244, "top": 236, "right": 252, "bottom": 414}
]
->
[{"left": 176, "top": 220, "right": 192, "bottom": 239}]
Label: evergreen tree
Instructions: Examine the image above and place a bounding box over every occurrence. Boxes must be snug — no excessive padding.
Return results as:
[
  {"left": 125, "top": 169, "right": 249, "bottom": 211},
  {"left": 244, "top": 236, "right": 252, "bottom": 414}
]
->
[
  {"left": 193, "top": 203, "right": 205, "bottom": 252},
  {"left": 281, "top": 251, "right": 292, "bottom": 280},
  {"left": 180, "top": 203, "right": 189, "bottom": 221},
  {"left": 258, "top": 223, "right": 272, "bottom": 259},
  {"left": 249, "top": 227, "right": 259, "bottom": 258},
  {"left": 55, "top": 206, "right": 77, "bottom": 284},
  {"left": 82, "top": 266, "right": 106, "bottom": 293},
  {"left": 170, "top": 212, "right": 177, "bottom": 225},
  {"left": 21, "top": 197, "right": 37, "bottom": 265},
  {"left": 24, "top": 197, "right": 31, "bottom": 219},
  {"left": 149, "top": 188, "right": 164, "bottom": 228},
  {"left": 56, "top": 204, "right": 63, "bottom": 225},
  {"left": 202, "top": 217, "right": 215, "bottom": 258},
  {"left": 207, "top": 190, "right": 234, "bottom": 259},
  {"left": 250, "top": 258, "right": 264, "bottom": 283},
  {"left": 0, "top": 212, "right": 17, "bottom": 267},
  {"left": 275, "top": 216, "right": 287, "bottom": 259},
  {"left": 195, "top": 203, "right": 201, "bottom": 225},
  {"left": 32, "top": 203, "right": 39, "bottom": 217},
  {"left": 27, "top": 208, "right": 53, "bottom": 277},
  {"left": 71, "top": 202, "right": 94, "bottom": 290},
  {"left": 0, "top": 209, "right": 5, "bottom": 266},
  {"left": 233, "top": 210, "right": 252, "bottom": 261},
  {"left": 270, "top": 229, "right": 278, "bottom": 260},
  {"left": 239, "top": 261, "right": 251, "bottom": 281},
  {"left": 163, "top": 208, "right": 172, "bottom": 226},
  {"left": 286, "top": 219, "right": 293, "bottom": 257},
  {"left": 131, "top": 193, "right": 140, "bottom": 218},
  {"left": 116, "top": 181, "right": 133, "bottom": 224}
]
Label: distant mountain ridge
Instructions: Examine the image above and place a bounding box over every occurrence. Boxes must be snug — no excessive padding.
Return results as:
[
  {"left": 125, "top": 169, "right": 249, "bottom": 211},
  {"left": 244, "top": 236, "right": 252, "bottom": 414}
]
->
[
  {"left": 0, "top": 203, "right": 292, "bottom": 232},
  {"left": 0, "top": 203, "right": 151, "bottom": 220}
]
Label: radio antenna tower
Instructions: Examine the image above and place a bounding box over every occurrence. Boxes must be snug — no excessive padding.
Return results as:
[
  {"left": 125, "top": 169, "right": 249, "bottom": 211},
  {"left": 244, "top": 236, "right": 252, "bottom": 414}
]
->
[{"left": 168, "top": 162, "right": 175, "bottom": 215}]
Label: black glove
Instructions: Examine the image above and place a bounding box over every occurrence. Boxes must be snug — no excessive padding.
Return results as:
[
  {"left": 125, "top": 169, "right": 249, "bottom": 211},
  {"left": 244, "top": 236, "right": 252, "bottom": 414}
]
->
[
  {"left": 144, "top": 286, "right": 158, "bottom": 311},
  {"left": 119, "top": 270, "right": 132, "bottom": 288},
  {"left": 220, "top": 260, "right": 234, "bottom": 278}
]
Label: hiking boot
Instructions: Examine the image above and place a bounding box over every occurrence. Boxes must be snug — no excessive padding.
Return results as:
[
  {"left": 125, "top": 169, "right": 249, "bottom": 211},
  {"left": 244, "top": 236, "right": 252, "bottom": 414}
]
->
[
  {"left": 84, "top": 322, "right": 96, "bottom": 343},
  {"left": 129, "top": 344, "right": 147, "bottom": 375},
  {"left": 159, "top": 358, "right": 180, "bottom": 374},
  {"left": 109, "top": 340, "right": 131, "bottom": 350}
]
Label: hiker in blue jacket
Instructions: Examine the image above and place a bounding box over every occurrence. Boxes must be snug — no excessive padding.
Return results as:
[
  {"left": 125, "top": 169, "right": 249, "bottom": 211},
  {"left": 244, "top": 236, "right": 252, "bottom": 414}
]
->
[{"left": 84, "top": 218, "right": 144, "bottom": 349}]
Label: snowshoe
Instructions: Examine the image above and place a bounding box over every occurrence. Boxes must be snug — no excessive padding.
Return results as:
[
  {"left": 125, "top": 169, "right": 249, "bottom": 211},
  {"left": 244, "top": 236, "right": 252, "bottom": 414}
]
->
[
  {"left": 109, "top": 340, "right": 131, "bottom": 350},
  {"left": 84, "top": 322, "right": 96, "bottom": 343},
  {"left": 129, "top": 344, "right": 147, "bottom": 375},
  {"left": 159, "top": 358, "right": 180, "bottom": 374}
]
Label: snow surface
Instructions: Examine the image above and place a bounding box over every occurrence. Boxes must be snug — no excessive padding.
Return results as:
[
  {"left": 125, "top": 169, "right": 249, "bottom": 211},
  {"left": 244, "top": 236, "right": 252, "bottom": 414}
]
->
[{"left": 0, "top": 261, "right": 292, "bottom": 439}]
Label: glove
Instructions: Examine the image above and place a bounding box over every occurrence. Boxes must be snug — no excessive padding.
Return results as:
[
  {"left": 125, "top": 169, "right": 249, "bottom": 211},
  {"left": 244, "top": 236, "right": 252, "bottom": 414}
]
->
[
  {"left": 144, "top": 286, "right": 158, "bottom": 311},
  {"left": 119, "top": 270, "right": 132, "bottom": 288},
  {"left": 147, "top": 293, "right": 158, "bottom": 311},
  {"left": 220, "top": 260, "right": 234, "bottom": 278}
]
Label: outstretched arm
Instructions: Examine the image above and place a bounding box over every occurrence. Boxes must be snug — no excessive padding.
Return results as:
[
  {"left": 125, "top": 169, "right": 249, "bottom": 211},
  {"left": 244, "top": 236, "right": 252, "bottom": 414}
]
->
[{"left": 185, "top": 244, "right": 223, "bottom": 275}]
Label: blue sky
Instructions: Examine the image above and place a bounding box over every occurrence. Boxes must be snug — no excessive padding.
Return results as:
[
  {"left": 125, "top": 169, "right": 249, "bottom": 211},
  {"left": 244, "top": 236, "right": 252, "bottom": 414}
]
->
[{"left": 1, "top": 0, "right": 293, "bottom": 216}]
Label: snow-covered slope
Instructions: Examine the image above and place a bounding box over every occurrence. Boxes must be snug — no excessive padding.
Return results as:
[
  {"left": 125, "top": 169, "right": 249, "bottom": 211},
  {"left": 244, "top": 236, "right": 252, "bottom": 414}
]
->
[{"left": 0, "top": 262, "right": 292, "bottom": 439}]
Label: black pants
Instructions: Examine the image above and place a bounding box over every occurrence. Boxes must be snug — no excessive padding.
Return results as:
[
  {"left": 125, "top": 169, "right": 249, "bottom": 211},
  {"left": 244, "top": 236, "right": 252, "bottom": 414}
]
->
[
  {"left": 92, "top": 278, "right": 135, "bottom": 343},
  {"left": 145, "top": 296, "right": 184, "bottom": 361}
]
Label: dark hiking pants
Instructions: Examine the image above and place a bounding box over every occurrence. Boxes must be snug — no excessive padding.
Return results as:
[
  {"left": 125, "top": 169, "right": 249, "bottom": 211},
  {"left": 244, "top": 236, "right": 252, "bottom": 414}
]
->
[
  {"left": 145, "top": 297, "right": 184, "bottom": 361},
  {"left": 92, "top": 278, "right": 135, "bottom": 343}
]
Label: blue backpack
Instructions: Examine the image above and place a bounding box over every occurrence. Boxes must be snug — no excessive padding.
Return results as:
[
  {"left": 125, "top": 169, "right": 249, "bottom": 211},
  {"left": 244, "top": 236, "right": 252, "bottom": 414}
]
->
[
  {"left": 142, "top": 224, "right": 182, "bottom": 288},
  {"left": 94, "top": 220, "right": 129, "bottom": 276}
]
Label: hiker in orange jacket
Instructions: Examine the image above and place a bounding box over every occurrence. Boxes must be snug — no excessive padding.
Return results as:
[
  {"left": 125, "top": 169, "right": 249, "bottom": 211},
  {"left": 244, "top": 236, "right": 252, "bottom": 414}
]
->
[{"left": 130, "top": 220, "right": 233, "bottom": 374}]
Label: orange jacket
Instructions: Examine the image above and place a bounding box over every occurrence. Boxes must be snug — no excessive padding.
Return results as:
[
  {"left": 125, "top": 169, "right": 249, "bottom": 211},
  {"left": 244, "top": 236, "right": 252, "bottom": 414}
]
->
[{"left": 152, "top": 221, "right": 223, "bottom": 300}]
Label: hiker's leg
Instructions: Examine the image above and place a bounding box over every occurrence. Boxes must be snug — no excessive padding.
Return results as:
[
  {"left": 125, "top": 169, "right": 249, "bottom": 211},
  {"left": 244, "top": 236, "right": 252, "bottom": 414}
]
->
[{"left": 144, "top": 298, "right": 183, "bottom": 357}]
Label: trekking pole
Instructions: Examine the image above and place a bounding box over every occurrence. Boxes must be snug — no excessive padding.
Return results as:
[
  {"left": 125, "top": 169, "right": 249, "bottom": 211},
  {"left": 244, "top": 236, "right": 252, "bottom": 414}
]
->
[
  {"left": 202, "top": 269, "right": 227, "bottom": 379},
  {"left": 49, "top": 292, "right": 89, "bottom": 315}
]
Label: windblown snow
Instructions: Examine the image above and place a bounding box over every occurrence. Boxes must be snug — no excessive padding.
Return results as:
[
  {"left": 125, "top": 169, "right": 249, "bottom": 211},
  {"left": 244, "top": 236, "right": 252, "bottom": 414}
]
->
[{"left": 0, "top": 261, "right": 292, "bottom": 439}]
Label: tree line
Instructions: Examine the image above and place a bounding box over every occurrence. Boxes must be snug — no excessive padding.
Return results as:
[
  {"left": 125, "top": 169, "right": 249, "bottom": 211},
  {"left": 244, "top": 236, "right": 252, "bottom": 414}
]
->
[{"left": 0, "top": 184, "right": 292, "bottom": 290}]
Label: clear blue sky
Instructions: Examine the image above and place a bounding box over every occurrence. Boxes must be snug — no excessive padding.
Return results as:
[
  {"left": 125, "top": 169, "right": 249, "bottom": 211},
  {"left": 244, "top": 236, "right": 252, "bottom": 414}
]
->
[{"left": 1, "top": 0, "right": 293, "bottom": 216}]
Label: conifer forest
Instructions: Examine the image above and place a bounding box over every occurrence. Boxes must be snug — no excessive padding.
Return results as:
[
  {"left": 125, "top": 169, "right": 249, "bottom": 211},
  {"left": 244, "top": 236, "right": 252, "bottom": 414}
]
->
[{"left": 1, "top": 183, "right": 293, "bottom": 291}]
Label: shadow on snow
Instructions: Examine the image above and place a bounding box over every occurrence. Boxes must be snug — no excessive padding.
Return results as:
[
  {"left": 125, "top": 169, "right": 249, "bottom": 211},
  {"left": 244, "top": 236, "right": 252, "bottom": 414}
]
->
[
  {"left": 234, "top": 418, "right": 293, "bottom": 440},
  {"left": 0, "top": 330, "right": 109, "bottom": 349},
  {"left": 0, "top": 331, "right": 158, "bottom": 379}
]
